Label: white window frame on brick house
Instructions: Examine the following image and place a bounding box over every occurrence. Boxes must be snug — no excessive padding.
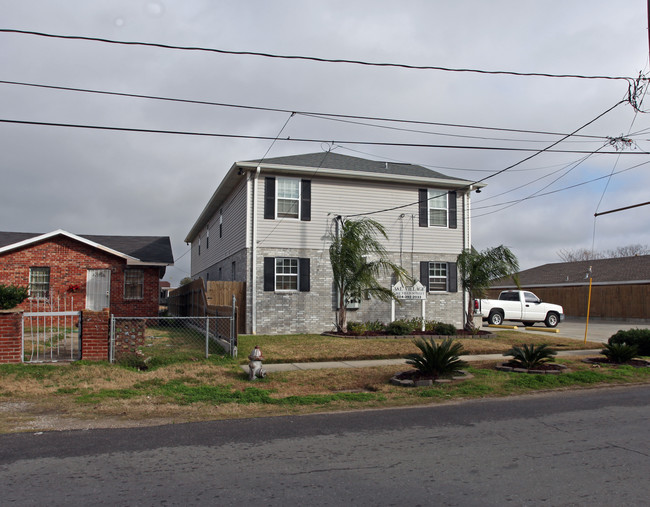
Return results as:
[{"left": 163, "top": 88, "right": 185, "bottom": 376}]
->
[
  {"left": 275, "top": 258, "right": 299, "bottom": 291},
  {"left": 29, "top": 266, "right": 50, "bottom": 298},
  {"left": 428, "top": 262, "right": 447, "bottom": 291},
  {"left": 124, "top": 269, "right": 144, "bottom": 300},
  {"left": 263, "top": 257, "right": 310, "bottom": 292},
  {"left": 420, "top": 261, "right": 458, "bottom": 293}
]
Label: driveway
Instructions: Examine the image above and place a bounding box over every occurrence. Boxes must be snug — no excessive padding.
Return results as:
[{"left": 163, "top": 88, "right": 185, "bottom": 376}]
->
[{"left": 485, "top": 317, "right": 650, "bottom": 343}]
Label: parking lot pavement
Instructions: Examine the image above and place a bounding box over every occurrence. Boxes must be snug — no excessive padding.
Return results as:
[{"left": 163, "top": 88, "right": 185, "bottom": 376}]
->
[{"left": 484, "top": 317, "right": 650, "bottom": 343}]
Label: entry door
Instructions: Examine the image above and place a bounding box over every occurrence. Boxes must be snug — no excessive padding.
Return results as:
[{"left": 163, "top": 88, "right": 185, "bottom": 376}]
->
[{"left": 86, "top": 269, "right": 111, "bottom": 311}]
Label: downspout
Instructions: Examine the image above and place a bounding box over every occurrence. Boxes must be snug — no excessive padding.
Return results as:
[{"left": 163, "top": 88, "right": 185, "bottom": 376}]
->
[
  {"left": 463, "top": 187, "right": 473, "bottom": 327},
  {"left": 250, "top": 166, "right": 261, "bottom": 334}
]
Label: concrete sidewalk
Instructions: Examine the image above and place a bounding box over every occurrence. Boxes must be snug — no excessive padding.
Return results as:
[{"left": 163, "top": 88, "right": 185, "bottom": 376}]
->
[{"left": 241, "top": 349, "right": 602, "bottom": 373}]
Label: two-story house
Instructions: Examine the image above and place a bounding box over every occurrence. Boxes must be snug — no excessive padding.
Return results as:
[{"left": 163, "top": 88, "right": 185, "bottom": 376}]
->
[{"left": 185, "top": 152, "right": 483, "bottom": 334}]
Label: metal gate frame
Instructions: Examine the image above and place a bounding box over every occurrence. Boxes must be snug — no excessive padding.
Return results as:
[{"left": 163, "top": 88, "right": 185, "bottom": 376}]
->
[{"left": 22, "top": 310, "right": 82, "bottom": 363}]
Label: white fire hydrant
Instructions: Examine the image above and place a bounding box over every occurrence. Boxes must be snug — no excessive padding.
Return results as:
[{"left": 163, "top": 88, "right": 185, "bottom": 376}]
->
[{"left": 248, "top": 345, "right": 267, "bottom": 380}]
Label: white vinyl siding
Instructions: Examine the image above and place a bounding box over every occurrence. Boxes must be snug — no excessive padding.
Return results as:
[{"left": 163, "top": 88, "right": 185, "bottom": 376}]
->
[
  {"left": 190, "top": 180, "right": 248, "bottom": 276},
  {"left": 255, "top": 175, "right": 463, "bottom": 254}
]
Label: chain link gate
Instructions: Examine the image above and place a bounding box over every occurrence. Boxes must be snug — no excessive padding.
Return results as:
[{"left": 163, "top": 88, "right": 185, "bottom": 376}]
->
[{"left": 109, "top": 315, "right": 237, "bottom": 364}]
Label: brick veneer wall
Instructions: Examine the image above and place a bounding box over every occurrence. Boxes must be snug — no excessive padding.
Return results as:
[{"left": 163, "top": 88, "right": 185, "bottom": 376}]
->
[
  {"left": 253, "top": 248, "right": 464, "bottom": 335},
  {"left": 0, "top": 235, "right": 161, "bottom": 317},
  {"left": 81, "top": 309, "right": 110, "bottom": 361},
  {"left": 0, "top": 310, "right": 23, "bottom": 363}
]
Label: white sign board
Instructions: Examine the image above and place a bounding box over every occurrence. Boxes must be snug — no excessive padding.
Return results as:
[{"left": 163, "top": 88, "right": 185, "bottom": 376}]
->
[{"left": 391, "top": 281, "right": 427, "bottom": 300}]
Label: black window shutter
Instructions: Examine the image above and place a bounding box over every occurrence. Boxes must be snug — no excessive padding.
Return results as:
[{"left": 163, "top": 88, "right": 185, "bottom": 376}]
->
[
  {"left": 420, "top": 261, "right": 429, "bottom": 291},
  {"left": 263, "top": 257, "right": 275, "bottom": 291},
  {"left": 448, "top": 191, "right": 457, "bottom": 229},
  {"left": 299, "top": 258, "right": 310, "bottom": 292},
  {"left": 418, "top": 189, "right": 428, "bottom": 227},
  {"left": 447, "top": 262, "right": 458, "bottom": 292},
  {"left": 301, "top": 180, "right": 311, "bottom": 221},
  {"left": 264, "top": 177, "right": 275, "bottom": 220}
]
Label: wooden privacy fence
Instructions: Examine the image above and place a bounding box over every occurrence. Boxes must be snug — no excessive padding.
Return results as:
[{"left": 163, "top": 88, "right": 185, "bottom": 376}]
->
[
  {"left": 487, "top": 283, "right": 650, "bottom": 320},
  {"left": 168, "top": 279, "right": 246, "bottom": 333}
]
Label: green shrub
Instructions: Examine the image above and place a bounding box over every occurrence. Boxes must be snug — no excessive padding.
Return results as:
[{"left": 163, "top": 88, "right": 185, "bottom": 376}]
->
[
  {"left": 504, "top": 343, "right": 557, "bottom": 369},
  {"left": 386, "top": 319, "right": 413, "bottom": 335},
  {"left": 601, "top": 342, "right": 638, "bottom": 363},
  {"left": 609, "top": 329, "right": 650, "bottom": 356},
  {"left": 434, "top": 322, "right": 457, "bottom": 335},
  {"left": 0, "top": 284, "right": 29, "bottom": 309},
  {"left": 405, "top": 337, "right": 468, "bottom": 379},
  {"left": 365, "top": 320, "right": 386, "bottom": 332},
  {"left": 346, "top": 321, "right": 366, "bottom": 334}
]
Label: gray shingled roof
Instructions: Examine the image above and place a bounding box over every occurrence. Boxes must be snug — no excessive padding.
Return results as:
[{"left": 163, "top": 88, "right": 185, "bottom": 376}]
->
[
  {"left": 245, "top": 152, "right": 466, "bottom": 182},
  {"left": 0, "top": 231, "right": 173, "bottom": 264},
  {"left": 491, "top": 255, "right": 650, "bottom": 287}
]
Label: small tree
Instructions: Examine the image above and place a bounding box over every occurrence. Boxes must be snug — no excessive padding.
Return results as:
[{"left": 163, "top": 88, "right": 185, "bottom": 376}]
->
[
  {"left": 329, "top": 217, "right": 409, "bottom": 333},
  {"left": 457, "top": 245, "right": 519, "bottom": 330}
]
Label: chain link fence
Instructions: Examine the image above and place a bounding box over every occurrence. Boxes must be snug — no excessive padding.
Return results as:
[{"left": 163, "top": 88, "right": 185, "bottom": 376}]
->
[{"left": 110, "top": 316, "right": 237, "bottom": 367}]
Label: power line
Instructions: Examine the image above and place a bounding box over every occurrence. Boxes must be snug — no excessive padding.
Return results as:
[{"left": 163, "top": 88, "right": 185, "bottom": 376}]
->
[
  {"left": 472, "top": 160, "right": 650, "bottom": 215},
  {"left": 0, "top": 29, "right": 642, "bottom": 82},
  {"left": 0, "top": 79, "right": 611, "bottom": 142},
  {"left": 1, "top": 117, "right": 645, "bottom": 154}
]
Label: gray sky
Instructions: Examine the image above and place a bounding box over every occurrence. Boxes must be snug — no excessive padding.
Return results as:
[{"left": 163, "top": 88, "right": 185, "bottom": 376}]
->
[{"left": 2, "top": 0, "right": 649, "bottom": 284}]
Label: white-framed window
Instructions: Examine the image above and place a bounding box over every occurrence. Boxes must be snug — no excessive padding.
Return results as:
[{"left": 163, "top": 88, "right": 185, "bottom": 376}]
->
[
  {"left": 428, "top": 189, "right": 448, "bottom": 227},
  {"left": 428, "top": 262, "right": 447, "bottom": 291},
  {"left": 277, "top": 178, "right": 300, "bottom": 219},
  {"left": 124, "top": 269, "right": 144, "bottom": 300},
  {"left": 29, "top": 267, "right": 50, "bottom": 298},
  {"left": 275, "top": 258, "right": 299, "bottom": 291}
]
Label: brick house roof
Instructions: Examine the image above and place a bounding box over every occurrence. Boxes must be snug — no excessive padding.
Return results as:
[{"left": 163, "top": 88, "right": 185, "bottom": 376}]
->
[
  {"left": 491, "top": 255, "right": 650, "bottom": 288},
  {"left": 0, "top": 230, "right": 173, "bottom": 265}
]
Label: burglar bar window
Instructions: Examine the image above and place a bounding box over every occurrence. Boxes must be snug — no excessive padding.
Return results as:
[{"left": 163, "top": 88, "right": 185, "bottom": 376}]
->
[
  {"left": 124, "top": 269, "right": 144, "bottom": 300},
  {"left": 29, "top": 267, "right": 50, "bottom": 298}
]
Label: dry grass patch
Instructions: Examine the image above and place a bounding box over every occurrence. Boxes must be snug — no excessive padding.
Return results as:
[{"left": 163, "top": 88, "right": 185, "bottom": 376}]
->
[{"left": 238, "top": 332, "right": 599, "bottom": 363}]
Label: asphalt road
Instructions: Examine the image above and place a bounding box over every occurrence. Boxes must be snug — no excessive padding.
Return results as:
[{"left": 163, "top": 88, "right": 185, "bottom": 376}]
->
[{"left": 1, "top": 385, "right": 649, "bottom": 506}]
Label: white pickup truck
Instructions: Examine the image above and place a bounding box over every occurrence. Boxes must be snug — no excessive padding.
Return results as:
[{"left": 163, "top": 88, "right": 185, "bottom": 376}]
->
[{"left": 474, "top": 290, "right": 564, "bottom": 328}]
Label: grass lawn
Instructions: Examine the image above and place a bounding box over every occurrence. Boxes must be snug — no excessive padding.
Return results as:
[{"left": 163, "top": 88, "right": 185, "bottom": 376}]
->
[
  {"left": 237, "top": 331, "right": 601, "bottom": 363},
  {"left": 0, "top": 330, "right": 646, "bottom": 434}
]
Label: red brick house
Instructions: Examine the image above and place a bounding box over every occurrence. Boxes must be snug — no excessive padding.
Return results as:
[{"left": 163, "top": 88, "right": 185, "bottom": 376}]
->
[{"left": 0, "top": 230, "right": 173, "bottom": 317}]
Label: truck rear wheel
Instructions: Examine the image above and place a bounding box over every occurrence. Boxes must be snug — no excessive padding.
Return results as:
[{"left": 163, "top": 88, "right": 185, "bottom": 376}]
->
[
  {"left": 544, "top": 312, "right": 559, "bottom": 328},
  {"left": 488, "top": 311, "right": 504, "bottom": 326}
]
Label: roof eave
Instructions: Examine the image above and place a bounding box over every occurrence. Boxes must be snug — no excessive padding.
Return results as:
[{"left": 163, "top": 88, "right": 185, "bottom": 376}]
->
[{"left": 0, "top": 229, "right": 141, "bottom": 262}]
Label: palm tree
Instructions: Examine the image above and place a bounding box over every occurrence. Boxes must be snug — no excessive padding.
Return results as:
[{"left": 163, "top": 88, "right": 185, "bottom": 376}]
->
[
  {"left": 329, "top": 217, "right": 409, "bottom": 333},
  {"left": 457, "top": 245, "right": 519, "bottom": 330}
]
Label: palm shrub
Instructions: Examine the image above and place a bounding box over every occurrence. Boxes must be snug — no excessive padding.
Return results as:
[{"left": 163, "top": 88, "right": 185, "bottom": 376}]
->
[
  {"left": 601, "top": 342, "right": 638, "bottom": 363},
  {"left": 405, "top": 337, "right": 468, "bottom": 379},
  {"left": 504, "top": 343, "right": 557, "bottom": 369}
]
